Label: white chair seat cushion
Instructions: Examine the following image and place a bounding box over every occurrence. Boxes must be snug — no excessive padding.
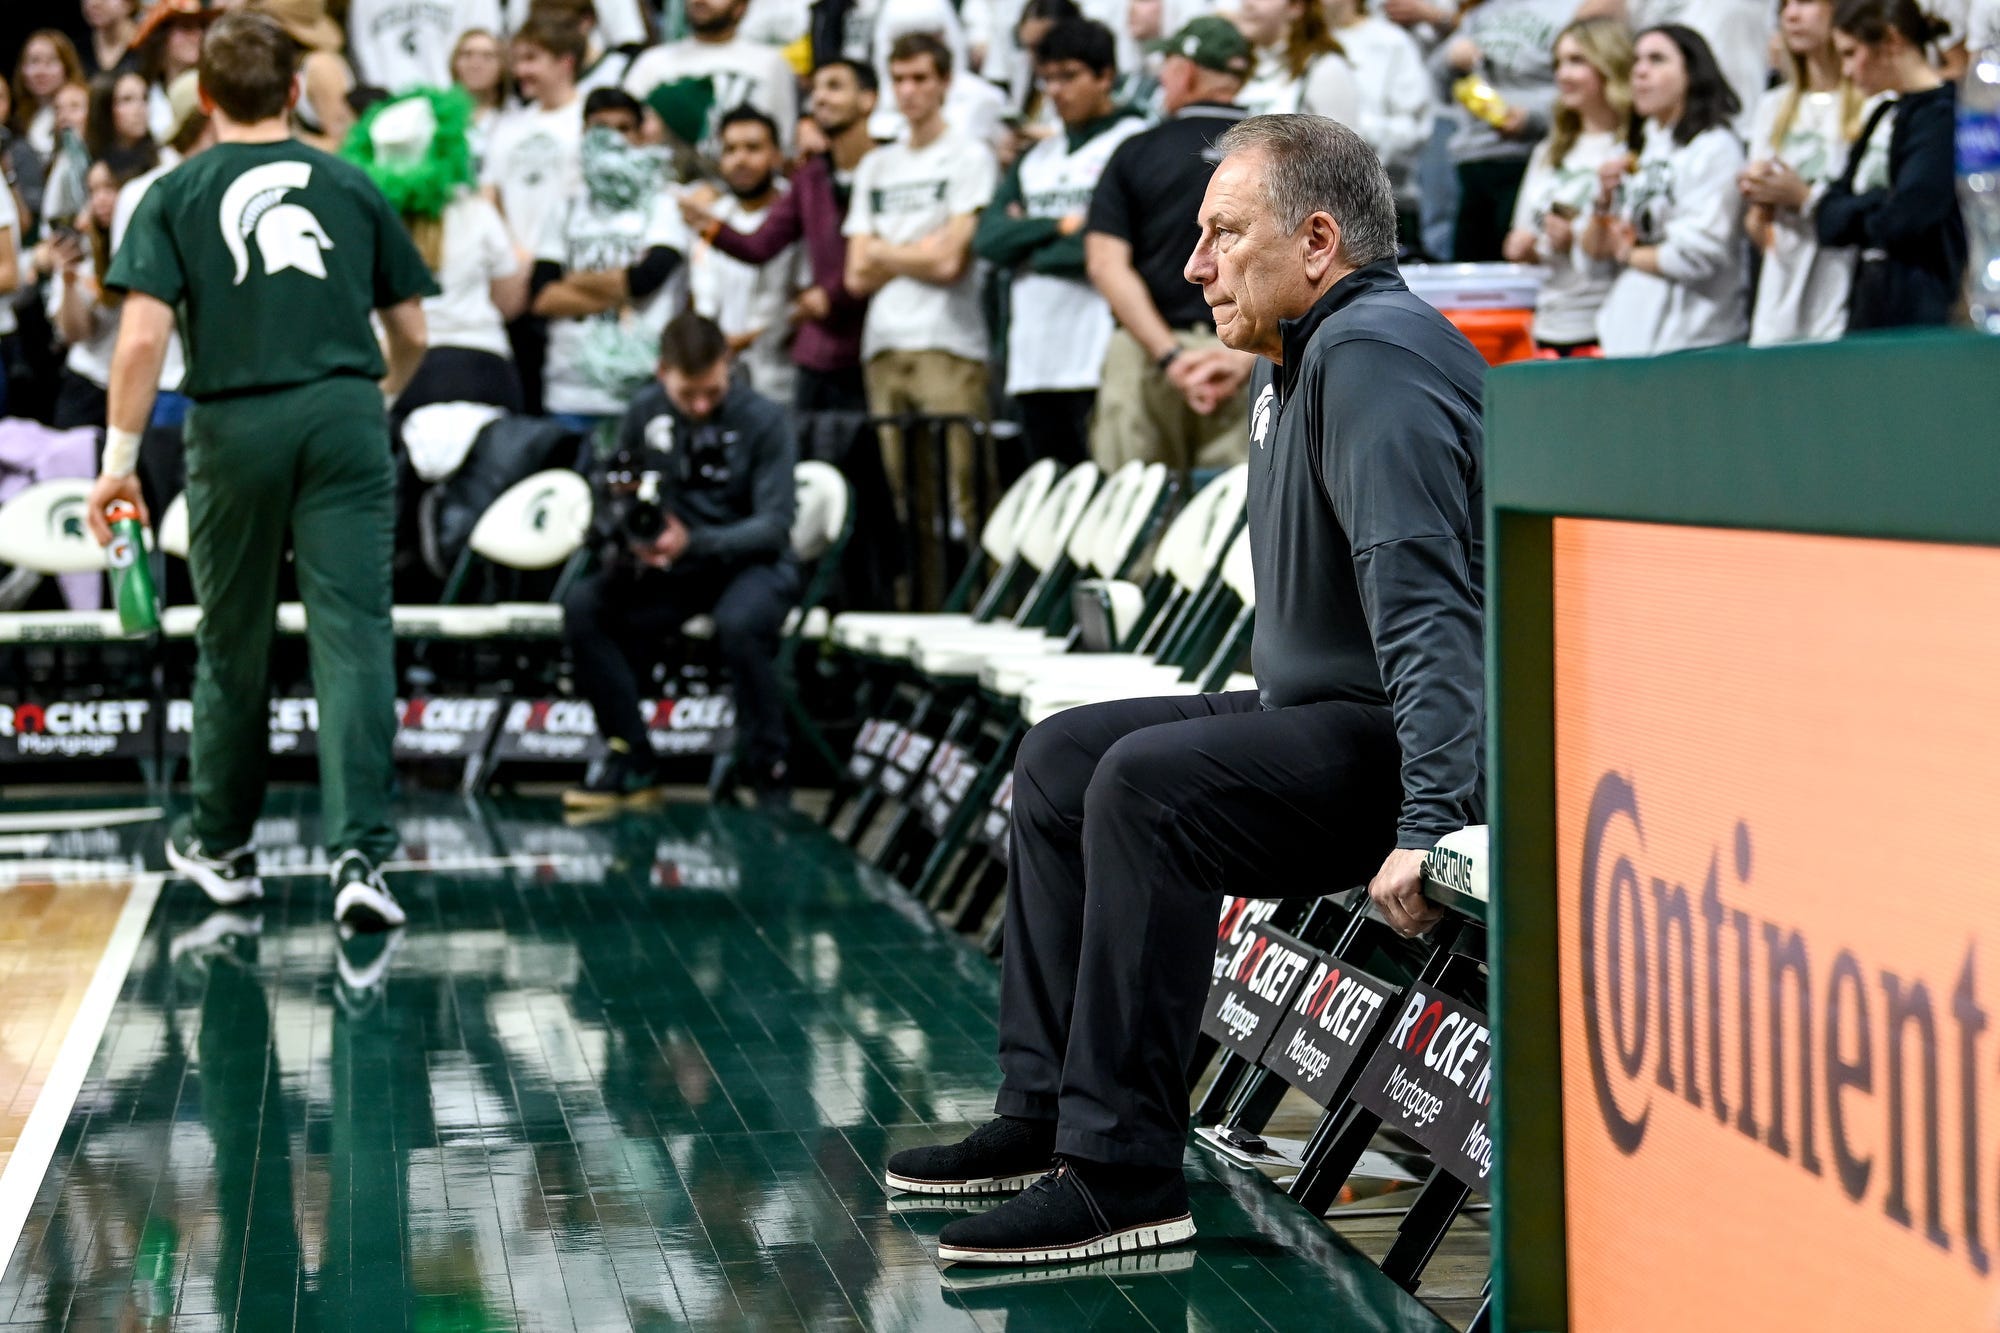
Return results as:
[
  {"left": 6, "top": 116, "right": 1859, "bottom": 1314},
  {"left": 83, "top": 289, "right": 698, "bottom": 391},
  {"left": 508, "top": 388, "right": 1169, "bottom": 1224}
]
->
[
  {"left": 0, "top": 610, "right": 126, "bottom": 642},
  {"left": 830, "top": 611, "right": 974, "bottom": 651},
  {"left": 489, "top": 602, "right": 566, "bottom": 636},
  {"left": 984, "top": 652, "right": 1177, "bottom": 696},
  {"left": 908, "top": 633, "right": 1072, "bottom": 677},
  {"left": 161, "top": 605, "right": 202, "bottom": 638},
  {"left": 1424, "top": 824, "right": 1489, "bottom": 902},
  {"left": 392, "top": 605, "right": 509, "bottom": 638},
  {"left": 878, "top": 623, "right": 1054, "bottom": 661}
]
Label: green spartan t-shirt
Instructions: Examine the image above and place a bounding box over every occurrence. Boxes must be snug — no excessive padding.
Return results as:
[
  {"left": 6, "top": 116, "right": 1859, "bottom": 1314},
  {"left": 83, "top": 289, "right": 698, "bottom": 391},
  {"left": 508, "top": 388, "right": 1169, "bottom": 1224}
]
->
[{"left": 106, "top": 139, "right": 438, "bottom": 400}]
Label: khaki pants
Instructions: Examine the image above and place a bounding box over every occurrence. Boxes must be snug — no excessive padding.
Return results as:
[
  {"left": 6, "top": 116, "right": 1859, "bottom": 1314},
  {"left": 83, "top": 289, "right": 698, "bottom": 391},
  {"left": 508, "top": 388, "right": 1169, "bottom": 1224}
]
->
[
  {"left": 865, "top": 348, "right": 990, "bottom": 607},
  {"left": 1090, "top": 327, "right": 1251, "bottom": 473}
]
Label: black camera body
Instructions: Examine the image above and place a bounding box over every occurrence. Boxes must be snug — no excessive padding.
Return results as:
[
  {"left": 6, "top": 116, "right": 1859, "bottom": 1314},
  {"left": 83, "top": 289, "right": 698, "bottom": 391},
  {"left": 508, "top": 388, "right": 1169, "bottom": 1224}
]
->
[{"left": 601, "top": 447, "right": 668, "bottom": 558}]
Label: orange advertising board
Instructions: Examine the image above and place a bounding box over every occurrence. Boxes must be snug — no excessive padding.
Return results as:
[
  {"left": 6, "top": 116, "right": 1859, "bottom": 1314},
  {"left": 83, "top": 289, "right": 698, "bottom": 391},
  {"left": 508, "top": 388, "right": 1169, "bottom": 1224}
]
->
[{"left": 1554, "top": 518, "right": 2000, "bottom": 1330}]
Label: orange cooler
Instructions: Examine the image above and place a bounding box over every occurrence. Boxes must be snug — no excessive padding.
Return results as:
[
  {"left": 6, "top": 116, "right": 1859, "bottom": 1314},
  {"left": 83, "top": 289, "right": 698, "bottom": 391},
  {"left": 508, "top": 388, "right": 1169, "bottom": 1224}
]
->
[{"left": 1400, "top": 263, "right": 1542, "bottom": 367}]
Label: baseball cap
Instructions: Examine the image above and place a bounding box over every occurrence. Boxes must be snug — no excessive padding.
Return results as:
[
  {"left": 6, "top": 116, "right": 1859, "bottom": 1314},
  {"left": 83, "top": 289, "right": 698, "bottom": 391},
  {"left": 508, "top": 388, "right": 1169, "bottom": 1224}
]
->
[{"left": 1147, "top": 16, "right": 1252, "bottom": 78}]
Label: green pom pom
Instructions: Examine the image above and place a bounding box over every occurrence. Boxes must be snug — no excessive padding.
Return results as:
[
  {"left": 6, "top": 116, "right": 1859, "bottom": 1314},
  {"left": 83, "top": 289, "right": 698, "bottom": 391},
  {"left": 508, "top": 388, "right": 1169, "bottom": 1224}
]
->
[{"left": 342, "top": 87, "right": 478, "bottom": 220}]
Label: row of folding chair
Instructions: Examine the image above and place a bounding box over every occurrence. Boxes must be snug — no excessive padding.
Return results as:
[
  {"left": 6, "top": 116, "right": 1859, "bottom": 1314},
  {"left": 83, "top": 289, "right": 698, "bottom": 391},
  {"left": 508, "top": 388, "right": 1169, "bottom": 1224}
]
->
[
  {"left": 0, "top": 465, "right": 855, "bottom": 782},
  {"left": 820, "top": 462, "right": 1254, "bottom": 946}
]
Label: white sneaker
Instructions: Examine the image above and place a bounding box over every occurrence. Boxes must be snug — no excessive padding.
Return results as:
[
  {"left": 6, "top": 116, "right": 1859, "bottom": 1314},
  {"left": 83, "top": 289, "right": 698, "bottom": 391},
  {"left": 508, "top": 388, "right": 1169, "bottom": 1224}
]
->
[
  {"left": 331, "top": 850, "right": 406, "bottom": 933},
  {"left": 165, "top": 818, "right": 263, "bottom": 906}
]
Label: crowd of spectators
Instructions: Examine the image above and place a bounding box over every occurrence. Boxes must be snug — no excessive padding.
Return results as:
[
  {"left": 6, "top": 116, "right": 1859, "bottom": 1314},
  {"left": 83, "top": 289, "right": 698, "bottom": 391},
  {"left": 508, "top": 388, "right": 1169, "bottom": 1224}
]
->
[{"left": 0, "top": 0, "right": 1979, "bottom": 587}]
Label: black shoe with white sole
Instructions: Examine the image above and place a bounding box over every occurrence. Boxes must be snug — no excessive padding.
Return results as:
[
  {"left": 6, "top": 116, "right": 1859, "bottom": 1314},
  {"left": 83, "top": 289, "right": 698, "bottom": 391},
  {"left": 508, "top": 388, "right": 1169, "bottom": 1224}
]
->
[
  {"left": 884, "top": 1116, "right": 1057, "bottom": 1196},
  {"left": 165, "top": 817, "right": 263, "bottom": 906},
  {"left": 935, "top": 1159, "right": 1194, "bottom": 1266},
  {"left": 332, "top": 851, "right": 406, "bottom": 933}
]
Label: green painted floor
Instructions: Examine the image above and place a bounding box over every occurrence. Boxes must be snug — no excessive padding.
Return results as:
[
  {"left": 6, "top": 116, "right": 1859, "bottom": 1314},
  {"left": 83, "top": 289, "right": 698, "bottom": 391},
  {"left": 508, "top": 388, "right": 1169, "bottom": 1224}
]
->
[{"left": 0, "top": 792, "right": 1448, "bottom": 1331}]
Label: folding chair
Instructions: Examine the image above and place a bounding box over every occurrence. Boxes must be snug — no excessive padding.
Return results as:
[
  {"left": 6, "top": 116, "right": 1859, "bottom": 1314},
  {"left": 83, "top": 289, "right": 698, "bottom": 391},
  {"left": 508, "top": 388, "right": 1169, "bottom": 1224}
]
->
[{"left": 0, "top": 478, "right": 126, "bottom": 643}]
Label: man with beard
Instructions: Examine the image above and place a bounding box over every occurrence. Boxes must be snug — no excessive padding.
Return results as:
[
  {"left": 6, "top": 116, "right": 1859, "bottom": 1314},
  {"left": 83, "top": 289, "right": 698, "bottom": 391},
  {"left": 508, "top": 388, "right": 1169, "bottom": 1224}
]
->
[
  {"left": 623, "top": 0, "right": 799, "bottom": 159},
  {"left": 682, "top": 59, "right": 880, "bottom": 414},
  {"left": 685, "top": 106, "right": 803, "bottom": 404}
]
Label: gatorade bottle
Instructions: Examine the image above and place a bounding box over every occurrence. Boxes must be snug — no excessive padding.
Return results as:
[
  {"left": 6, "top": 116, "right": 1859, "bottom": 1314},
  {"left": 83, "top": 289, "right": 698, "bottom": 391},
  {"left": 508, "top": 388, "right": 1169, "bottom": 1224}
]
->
[{"left": 105, "top": 500, "right": 160, "bottom": 637}]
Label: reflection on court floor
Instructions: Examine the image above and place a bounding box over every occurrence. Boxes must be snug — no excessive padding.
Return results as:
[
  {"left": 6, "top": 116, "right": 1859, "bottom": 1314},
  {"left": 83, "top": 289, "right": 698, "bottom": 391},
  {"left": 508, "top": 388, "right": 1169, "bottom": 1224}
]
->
[{"left": 0, "top": 793, "right": 1445, "bottom": 1331}]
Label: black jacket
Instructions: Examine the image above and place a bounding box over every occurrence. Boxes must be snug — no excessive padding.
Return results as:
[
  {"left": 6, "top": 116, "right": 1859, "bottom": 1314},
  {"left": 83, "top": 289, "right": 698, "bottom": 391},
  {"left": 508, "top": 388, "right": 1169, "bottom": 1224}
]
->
[
  {"left": 1246, "top": 262, "right": 1488, "bottom": 850},
  {"left": 604, "top": 381, "right": 797, "bottom": 565},
  {"left": 1817, "top": 83, "right": 1967, "bottom": 330}
]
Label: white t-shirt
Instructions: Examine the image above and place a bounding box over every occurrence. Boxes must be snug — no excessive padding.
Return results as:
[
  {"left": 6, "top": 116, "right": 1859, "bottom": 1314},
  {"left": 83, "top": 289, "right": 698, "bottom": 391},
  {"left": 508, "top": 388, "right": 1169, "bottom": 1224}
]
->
[
  {"left": 345, "top": 0, "right": 504, "bottom": 92},
  {"left": 1967, "top": 0, "right": 2000, "bottom": 53},
  {"left": 537, "top": 194, "right": 691, "bottom": 416},
  {"left": 1004, "top": 115, "right": 1148, "bottom": 395},
  {"left": 1596, "top": 121, "right": 1749, "bottom": 357},
  {"left": 689, "top": 189, "right": 804, "bottom": 405},
  {"left": 111, "top": 163, "right": 185, "bottom": 391},
  {"left": 1746, "top": 88, "right": 1856, "bottom": 347},
  {"left": 622, "top": 38, "right": 799, "bottom": 156},
  {"left": 48, "top": 264, "right": 119, "bottom": 389},
  {"left": 428, "top": 193, "right": 522, "bottom": 359},
  {"left": 1238, "top": 47, "right": 1360, "bottom": 123},
  {"left": 1510, "top": 129, "right": 1621, "bottom": 345},
  {"left": 741, "top": 0, "right": 811, "bottom": 46},
  {"left": 481, "top": 100, "right": 585, "bottom": 255},
  {"left": 844, "top": 128, "right": 998, "bottom": 363},
  {"left": 1338, "top": 17, "right": 1435, "bottom": 200},
  {"left": 502, "top": 0, "right": 649, "bottom": 45}
]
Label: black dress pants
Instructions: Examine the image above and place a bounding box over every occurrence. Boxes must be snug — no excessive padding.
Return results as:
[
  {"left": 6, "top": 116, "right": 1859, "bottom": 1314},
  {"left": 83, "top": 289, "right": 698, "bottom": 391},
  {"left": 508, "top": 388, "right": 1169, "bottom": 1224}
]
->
[
  {"left": 561, "top": 557, "right": 801, "bottom": 772},
  {"left": 995, "top": 690, "right": 1403, "bottom": 1167},
  {"left": 1015, "top": 389, "right": 1095, "bottom": 468}
]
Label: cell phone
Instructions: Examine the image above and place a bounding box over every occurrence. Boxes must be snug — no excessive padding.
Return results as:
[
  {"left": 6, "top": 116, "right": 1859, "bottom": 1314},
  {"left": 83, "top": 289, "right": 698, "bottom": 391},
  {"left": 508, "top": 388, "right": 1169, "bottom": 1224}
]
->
[
  {"left": 49, "top": 222, "right": 81, "bottom": 244},
  {"left": 1548, "top": 202, "right": 1579, "bottom": 221}
]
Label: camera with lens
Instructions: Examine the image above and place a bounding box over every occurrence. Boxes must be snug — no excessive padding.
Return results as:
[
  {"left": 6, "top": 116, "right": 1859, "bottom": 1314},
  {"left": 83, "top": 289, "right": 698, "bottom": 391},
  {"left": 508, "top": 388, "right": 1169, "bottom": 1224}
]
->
[{"left": 602, "top": 446, "right": 669, "bottom": 555}]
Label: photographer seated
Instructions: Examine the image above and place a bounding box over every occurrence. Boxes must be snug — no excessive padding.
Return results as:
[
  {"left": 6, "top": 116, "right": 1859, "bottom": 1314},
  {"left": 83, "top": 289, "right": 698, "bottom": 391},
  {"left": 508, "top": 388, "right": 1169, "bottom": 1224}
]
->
[{"left": 561, "top": 312, "right": 800, "bottom": 811}]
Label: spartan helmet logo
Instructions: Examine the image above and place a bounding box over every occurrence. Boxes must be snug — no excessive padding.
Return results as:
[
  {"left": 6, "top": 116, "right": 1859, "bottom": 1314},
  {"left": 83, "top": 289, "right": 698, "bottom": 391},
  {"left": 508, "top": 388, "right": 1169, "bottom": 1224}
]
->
[
  {"left": 219, "top": 161, "right": 334, "bottom": 285},
  {"left": 1250, "top": 383, "right": 1276, "bottom": 450}
]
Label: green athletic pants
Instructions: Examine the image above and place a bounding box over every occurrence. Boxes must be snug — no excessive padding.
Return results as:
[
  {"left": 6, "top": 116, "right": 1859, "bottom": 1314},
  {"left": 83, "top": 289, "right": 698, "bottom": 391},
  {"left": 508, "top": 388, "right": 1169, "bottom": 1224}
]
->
[{"left": 184, "top": 376, "right": 397, "bottom": 864}]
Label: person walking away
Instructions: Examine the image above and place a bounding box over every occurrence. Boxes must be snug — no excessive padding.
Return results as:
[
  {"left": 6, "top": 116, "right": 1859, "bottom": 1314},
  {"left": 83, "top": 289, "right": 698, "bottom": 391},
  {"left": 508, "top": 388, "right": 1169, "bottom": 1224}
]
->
[{"left": 87, "top": 11, "right": 435, "bottom": 932}]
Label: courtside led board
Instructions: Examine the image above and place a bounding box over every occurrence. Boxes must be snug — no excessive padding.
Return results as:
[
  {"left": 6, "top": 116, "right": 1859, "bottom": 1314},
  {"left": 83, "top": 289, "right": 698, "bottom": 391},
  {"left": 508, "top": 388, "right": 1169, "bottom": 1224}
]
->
[
  {"left": 1483, "top": 334, "right": 2000, "bottom": 1332},
  {"left": 1553, "top": 520, "right": 2000, "bottom": 1329}
]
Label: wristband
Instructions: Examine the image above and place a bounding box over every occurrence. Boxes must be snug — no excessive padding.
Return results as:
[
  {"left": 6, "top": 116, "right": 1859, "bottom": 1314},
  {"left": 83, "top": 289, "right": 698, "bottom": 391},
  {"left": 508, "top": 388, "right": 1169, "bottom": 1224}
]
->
[
  {"left": 102, "top": 425, "right": 142, "bottom": 478},
  {"left": 1154, "top": 347, "right": 1181, "bottom": 374}
]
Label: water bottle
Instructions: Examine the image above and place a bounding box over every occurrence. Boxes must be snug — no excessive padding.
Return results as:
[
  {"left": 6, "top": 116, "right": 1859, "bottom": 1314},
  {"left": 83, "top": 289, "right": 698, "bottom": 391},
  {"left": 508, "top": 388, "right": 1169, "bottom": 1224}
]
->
[
  {"left": 1958, "top": 49, "right": 2000, "bottom": 332},
  {"left": 105, "top": 500, "right": 160, "bottom": 637}
]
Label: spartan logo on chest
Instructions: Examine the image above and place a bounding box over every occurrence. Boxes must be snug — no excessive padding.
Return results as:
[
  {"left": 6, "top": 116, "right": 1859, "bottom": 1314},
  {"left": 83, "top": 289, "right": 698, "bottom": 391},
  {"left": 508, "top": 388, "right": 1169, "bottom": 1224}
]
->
[
  {"left": 220, "top": 161, "right": 333, "bottom": 284},
  {"left": 1250, "top": 383, "right": 1275, "bottom": 450}
]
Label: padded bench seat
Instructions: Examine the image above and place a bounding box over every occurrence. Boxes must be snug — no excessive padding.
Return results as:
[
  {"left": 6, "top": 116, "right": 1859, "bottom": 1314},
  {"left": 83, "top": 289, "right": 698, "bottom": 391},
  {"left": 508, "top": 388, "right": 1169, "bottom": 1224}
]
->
[
  {"left": 1422, "top": 824, "right": 1489, "bottom": 911},
  {"left": 0, "top": 610, "right": 127, "bottom": 643}
]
